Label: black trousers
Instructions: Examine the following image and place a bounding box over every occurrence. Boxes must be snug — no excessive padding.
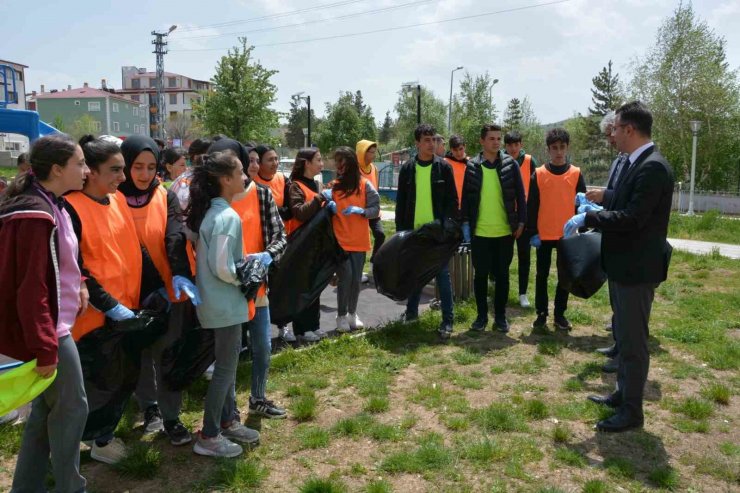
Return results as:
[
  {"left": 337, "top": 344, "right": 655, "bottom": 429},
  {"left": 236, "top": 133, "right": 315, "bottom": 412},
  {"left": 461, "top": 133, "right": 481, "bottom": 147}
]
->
[
  {"left": 535, "top": 239, "right": 569, "bottom": 317},
  {"left": 610, "top": 280, "right": 655, "bottom": 419},
  {"left": 369, "top": 217, "right": 385, "bottom": 262},
  {"left": 516, "top": 231, "right": 532, "bottom": 295},
  {"left": 471, "top": 235, "right": 514, "bottom": 320},
  {"left": 292, "top": 298, "right": 321, "bottom": 336}
]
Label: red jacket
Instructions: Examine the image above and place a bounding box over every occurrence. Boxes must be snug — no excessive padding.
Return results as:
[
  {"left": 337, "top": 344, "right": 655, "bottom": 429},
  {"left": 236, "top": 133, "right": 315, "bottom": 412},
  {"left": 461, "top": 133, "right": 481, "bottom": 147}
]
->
[{"left": 0, "top": 189, "right": 61, "bottom": 366}]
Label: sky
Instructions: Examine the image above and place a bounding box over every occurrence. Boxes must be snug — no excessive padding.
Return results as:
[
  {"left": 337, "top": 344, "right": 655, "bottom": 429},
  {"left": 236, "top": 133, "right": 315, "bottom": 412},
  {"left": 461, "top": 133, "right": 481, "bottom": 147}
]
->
[{"left": 3, "top": 0, "right": 739, "bottom": 126}]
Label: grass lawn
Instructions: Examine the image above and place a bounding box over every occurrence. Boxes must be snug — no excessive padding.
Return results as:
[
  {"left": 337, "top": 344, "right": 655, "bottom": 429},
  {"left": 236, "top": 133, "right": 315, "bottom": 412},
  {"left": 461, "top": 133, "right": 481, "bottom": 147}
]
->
[
  {"left": 1, "top": 248, "right": 737, "bottom": 492},
  {"left": 668, "top": 210, "right": 740, "bottom": 244},
  {"left": 0, "top": 168, "right": 18, "bottom": 180}
]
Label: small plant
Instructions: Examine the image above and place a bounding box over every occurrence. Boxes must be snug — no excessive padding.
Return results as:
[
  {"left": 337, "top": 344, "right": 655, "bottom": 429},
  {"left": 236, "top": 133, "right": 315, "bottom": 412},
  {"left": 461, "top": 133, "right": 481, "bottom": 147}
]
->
[
  {"left": 649, "top": 466, "right": 680, "bottom": 490},
  {"left": 582, "top": 479, "right": 607, "bottom": 493},
  {"left": 296, "top": 425, "right": 331, "bottom": 449},
  {"left": 300, "top": 477, "right": 348, "bottom": 493},
  {"left": 364, "top": 396, "right": 390, "bottom": 414},
  {"left": 554, "top": 447, "right": 586, "bottom": 467},
  {"left": 452, "top": 348, "right": 483, "bottom": 365},
  {"left": 604, "top": 457, "right": 636, "bottom": 479},
  {"left": 719, "top": 441, "right": 740, "bottom": 456},
  {"left": 524, "top": 399, "right": 549, "bottom": 420},
  {"left": 365, "top": 479, "right": 393, "bottom": 493},
  {"left": 380, "top": 433, "right": 451, "bottom": 474},
  {"left": 114, "top": 444, "right": 161, "bottom": 480},
  {"left": 563, "top": 377, "right": 585, "bottom": 392},
  {"left": 701, "top": 382, "right": 731, "bottom": 405},
  {"left": 441, "top": 415, "right": 469, "bottom": 431},
  {"left": 538, "top": 339, "right": 562, "bottom": 356},
  {"left": 474, "top": 403, "right": 527, "bottom": 432},
  {"left": 292, "top": 389, "right": 318, "bottom": 422},
  {"left": 552, "top": 423, "right": 571, "bottom": 443},
  {"left": 209, "top": 457, "right": 269, "bottom": 491},
  {"left": 674, "top": 397, "right": 714, "bottom": 420}
]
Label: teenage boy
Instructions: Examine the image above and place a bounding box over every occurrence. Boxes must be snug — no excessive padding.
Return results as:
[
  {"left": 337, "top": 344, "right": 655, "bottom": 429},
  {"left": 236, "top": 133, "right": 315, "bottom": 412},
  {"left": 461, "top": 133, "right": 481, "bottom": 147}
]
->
[
  {"left": 504, "top": 131, "right": 539, "bottom": 308},
  {"left": 444, "top": 135, "right": 470, "bottom": 210},
  {"left": 461, "top": 124, "right": 527, "bottom": 333},
  {"left": 395, "top": 124, "right": 458, "bottom": 339},
  {"left": 527, "top": 128, "right": 586, "bottom": 331}
]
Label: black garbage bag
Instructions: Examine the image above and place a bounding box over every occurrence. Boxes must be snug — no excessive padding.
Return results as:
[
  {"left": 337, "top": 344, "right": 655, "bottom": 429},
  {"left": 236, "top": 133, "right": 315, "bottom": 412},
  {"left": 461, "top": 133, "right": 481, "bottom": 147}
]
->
[
  {"left": 557, "top": 232, "right": 607, "bottom": 299},
  {"left": 160, "top": 302, "right": 215, "bottom": 392},
  {"left": 236, "top": 256, "right": 269, "bottom": 301},
  {"left": 269, "top": 207, "right": 347, "bottom": 326},
  {"left": 373, "top": 219, "right": 462, "bottom": 301},
  {"left": 77, "top": 310, "right": 166, "bottom": 441}
]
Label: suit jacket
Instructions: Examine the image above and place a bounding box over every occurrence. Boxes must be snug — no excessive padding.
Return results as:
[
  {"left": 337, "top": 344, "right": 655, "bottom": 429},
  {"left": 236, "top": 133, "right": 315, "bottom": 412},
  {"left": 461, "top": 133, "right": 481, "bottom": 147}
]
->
[
  {"left": 585, "top": 145, "right": 674, "bottom": 284},
  {"left": 601, "top": 153, "right": 627, "bottom": 207}
]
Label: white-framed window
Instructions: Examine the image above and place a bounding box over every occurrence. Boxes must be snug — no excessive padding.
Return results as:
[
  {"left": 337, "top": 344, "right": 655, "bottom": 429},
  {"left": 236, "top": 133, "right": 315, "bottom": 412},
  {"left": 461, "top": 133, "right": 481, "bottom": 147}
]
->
[
  {"left": 169, "top": 93, "right": 177, "bottom": 105},
  {"left": 93, "top": 121, "right": 102, "bottom": 131},
  {"left": 134, "top": 124, "right": 139, "bottom": 134},
  {"left": 88, "top": 101, "right": 100, "bottom": 112},
  {"left": 74, "top": 100, "right": 80, "bottom": 106},
  {"left": 112, "top": 103, "right": 119, "bottom": 112},
  {"left": 112, "top": 122, "right": 120, "bottom": 132},
  {"left": 133, "top": 107, "right": 138, "bottom": 117}
]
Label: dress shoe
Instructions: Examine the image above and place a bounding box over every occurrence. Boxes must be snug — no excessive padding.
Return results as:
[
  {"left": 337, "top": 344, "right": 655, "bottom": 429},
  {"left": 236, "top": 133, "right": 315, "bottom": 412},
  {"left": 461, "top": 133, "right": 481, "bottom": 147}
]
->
[
  {"left": 602, "top": 358, "right": 618, "bottom": 373},
  {"left": 596, "top": 412, "right": 643, "bottom": 433},
  {"left": 587, "top": 394, "right": 621, "bottom": 408},
  {"left": 596, "top": 344, "right": 617, "bottom": 357},
  {"left": 494, "top": 316, "right": 510, "bottom": 333}
]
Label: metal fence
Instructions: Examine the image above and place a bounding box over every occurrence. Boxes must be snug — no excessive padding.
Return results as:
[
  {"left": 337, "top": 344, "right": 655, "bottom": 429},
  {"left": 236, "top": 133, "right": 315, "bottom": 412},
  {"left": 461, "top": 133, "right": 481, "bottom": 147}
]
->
[{"left": 672, "top": 184, "right": 740, "bottom": 215}]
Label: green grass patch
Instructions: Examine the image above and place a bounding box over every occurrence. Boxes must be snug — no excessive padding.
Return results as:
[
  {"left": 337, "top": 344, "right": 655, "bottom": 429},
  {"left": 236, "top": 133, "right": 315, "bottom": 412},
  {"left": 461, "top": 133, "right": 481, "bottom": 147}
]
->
[
  {"left": 474, "top": 403, "right": 528, "bottom": 432},
  {"left": 363, "top": 396, "right": 390, "bottom": 414},
  {"left": 379, "top": 433, "right": 452, "bottom": 474},
  {"left": 114, "top": 443, "right": 162, "bottom": 480},
  {"left": 0, "top": 423, "right": 24, "bottom": 459},
  {"left": 603, "top": 456, "right": 636, "bottom": 479},
  {"left": 649, "top": 466, "right": 680, "bottom": 490},
  {"left": 719, "top": 441, "right": 740, "bottom": 456},
  {"left": 441, "top": 414, "right": 469, "bottom": 431},
  {"left": 299, "top": 476, "right": 348, "bottom": 493},
  {"left": 553, "top": 447, "right": 587, "bottom": 467},
  {"left": 673, "top": 418, "right": 710, "bottom": 433},
  {"left": 365, "top": 479, "right": 394, "bottom": 493},
  {"left": 668, "top": 210, "right": 740, "bottom": 243},
  {"left": 452, "top": 348, "right": 484, "bottom": 365},
  {"left": 295, "top": 425, "right": 331, "bottom": 449},
  {"left": 513, "top": 354, "right": 549, "bottom": 375},
  {"left": 332, "top": 414, "right": 404, "bottom": 442},
  {"left": 582, "top": 479, "right": 607, "bottom": 493},
  {"left": 208, "top": 458, "right": 269, "bottom": 491},
  {"left": 673, "top": 397, "right": 714, "bottom": 419},
  {"left": 292, "top": 388, "right": 319, "bottom": 422},
  {"left": 552, "top": 423, "right": 571, "bottom": 443},
  {"left": 523, "top": 399, "right": 549, "bottom": 420},
  {"left": 538, "top": 338, "right": 563, "bottom": 356},
  {"left": 680, "top": 453, "right": 739, "bottom": 483},
  {"left": 700, "top": 382, "right": 731, "bottom": 405}
]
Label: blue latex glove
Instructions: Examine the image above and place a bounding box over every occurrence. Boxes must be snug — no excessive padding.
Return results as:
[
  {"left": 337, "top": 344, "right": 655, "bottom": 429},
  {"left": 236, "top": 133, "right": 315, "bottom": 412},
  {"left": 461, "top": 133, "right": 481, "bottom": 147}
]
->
[
  {"left": 326, "top": 200, "right": 337, "bottom": 214},
  {"left": 563, "top": 213, "right": 586, "bottom": 238},
  {"left": 247, "top": 251, "right": 273, "bottom": 268},
  {"left": 575, "top": 192, "right": 589, "bottom": 206},
  {"left": 172, "top": 275, "right": 202, "bottom": 305},
  {"left": 577, "top": 203, "right": 604, "bottom": 214},
  {"left": 530, "top": 234, "right": 542, "bottom": 249},
  {"left": 321, "top": 189, "right": 333, "bottom": 201},
  {"left": 342, "top": 206, "right": 365, "bottom": 216},
  {"left": 105, "top": 303, "right": 135, "bottom": 321},
  {"left": 461, "top": 222, "right": 471, "bottom": 243}
]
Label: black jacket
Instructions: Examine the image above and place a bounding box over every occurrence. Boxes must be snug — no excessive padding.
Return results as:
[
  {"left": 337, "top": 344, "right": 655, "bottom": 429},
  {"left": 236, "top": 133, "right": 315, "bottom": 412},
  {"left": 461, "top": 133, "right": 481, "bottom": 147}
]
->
[
  {"left": 461, "top": 151, "right": 527, "bottom": 234},
  {"left": 395, "top": 155, "right": 458, "bottom": 231},
  {"left": 585, "top": 145, "right": 674, "bottom": 284}
]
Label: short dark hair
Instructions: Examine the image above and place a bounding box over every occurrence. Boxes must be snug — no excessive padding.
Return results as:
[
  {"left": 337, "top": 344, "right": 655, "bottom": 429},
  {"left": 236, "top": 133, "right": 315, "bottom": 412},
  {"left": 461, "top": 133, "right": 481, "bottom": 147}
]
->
[
  {"left": 480, "top": 124, "right": 502, "bottom": 140},
  {"left": 546, "top": 128, "right": 570, "bottom": 147},
  {"left": 616, "top": 100, "right": 652, "bottom": 137},
  {"left": 414, "top": 123, "right": 436, "bottom": 142},
  {"left": 504, "top": 131, "right": 522, "bottom": 144},
  {"left": 163, "top": 147, "right": 188, "bottom": 165},
  {"left": 449, "top": 135, "right": 465, "bottom": 149},
  {"left": 188, "top": 138, "right": 212, "bottom": 160},
  {"left": 17, "top": 152, "right": 29, "bottom": 166},
  {"left": 79, "top": 135, "right": 122, "bottom": 171},
  {"left": 153, "top": 138, "right": 165, "bottom": 148}
]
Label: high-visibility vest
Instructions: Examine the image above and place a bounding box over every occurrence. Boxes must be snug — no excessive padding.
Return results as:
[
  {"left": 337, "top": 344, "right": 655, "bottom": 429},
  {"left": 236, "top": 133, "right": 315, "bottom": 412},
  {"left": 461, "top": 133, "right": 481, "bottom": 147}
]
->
[
  {"left": 359, "top": 164, "right": 378, "bottom": 192},
  {"left": 520, "top": 154, "right": 533, "bottom": 200},
  {"left": 445, "top": 158, "right": 466, "bottom": 209},
  {"left": 254, "top": 172, "right": 286, "bottom": 208},
  {"left": 332, "top": 177, "right": 371, "bottom": 252},
  {"left": 65, "top": 191, "right": 142, "bottom": 340},
  {"left": 232, "top": 184, "right": 266, "bottom": 304},
  {"left": 535, "top": 165, "right": 581, "bottom": 241},
  {"left": 285, "top": 180, "right": 317, "bottom": 235}
]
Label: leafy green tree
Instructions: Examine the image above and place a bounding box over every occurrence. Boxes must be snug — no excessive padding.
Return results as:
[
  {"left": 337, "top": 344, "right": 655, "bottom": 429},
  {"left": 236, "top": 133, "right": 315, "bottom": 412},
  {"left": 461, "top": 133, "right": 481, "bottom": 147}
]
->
[
  {"left": 52, "top": 115, "right": 65, "bottom": 133},
  {"left": 516, "top": 97, "right": 546, "bottom": 164},
  {"left": 285, "top": 94, "right": 320, "bottom": 149},
  {"left": 393, "top": 86, "right": 446, "bottom": 149},
  {"left": 450, "top": 72, "right": 497, "bottom": 156},
  {"left": 193, "top": 37, "right": 280, "bottom": 144},
  {"left": 631, "top": 2, "right": 740, "bottom": 190},
  {"left": 315, "top": 91, "right": 376, "bottom": 153},
  {"left": 69, "top": 114, "right": 99, "bottom": 140}
]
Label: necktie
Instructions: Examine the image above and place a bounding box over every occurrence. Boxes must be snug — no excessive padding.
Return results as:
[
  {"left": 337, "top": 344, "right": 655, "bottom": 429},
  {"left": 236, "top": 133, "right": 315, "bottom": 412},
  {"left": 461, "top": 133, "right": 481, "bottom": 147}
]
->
[
  {"left": 613, "top": 156, "right": 632, "bottom": 192},
  {"left": 607, "top": 154, "right": 627, "bottom": 190}
]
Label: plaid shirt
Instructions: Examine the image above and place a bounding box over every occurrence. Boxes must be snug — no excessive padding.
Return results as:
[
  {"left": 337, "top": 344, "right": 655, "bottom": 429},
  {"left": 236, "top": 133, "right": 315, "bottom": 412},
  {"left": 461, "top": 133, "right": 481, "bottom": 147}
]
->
[{"left": 255, "top": 183, "right": 287, "bottom": 261}]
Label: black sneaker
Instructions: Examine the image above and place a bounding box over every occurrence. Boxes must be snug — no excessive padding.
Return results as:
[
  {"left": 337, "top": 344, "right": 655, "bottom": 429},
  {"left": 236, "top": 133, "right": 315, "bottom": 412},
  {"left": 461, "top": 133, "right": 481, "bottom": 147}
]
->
[
  {"left": 494, "top": 316, "right": 509, "bottom": 333},
  {"left": 554, "top": 316, "right": 572, "bottom": 331},
  {"left": 143, "top": 405, "right": 164, "bottom": 434},
  {"left": 249, "top": 397, "right": 287, "bottom": 419},
  {"left": 470, "top": 317, "right": 488, "bottom": 332},
  {"left": 438, "top": 322, "right": 453, "bottom": 340},
  {"left": 401, "top": 311, "right": 418, "bottom": 324},
  {"left": 164, "top": 419, "right": 192, "bottom": 446},
  {"left": 532, "top": 313, "right": 547, "bottom": 330}
]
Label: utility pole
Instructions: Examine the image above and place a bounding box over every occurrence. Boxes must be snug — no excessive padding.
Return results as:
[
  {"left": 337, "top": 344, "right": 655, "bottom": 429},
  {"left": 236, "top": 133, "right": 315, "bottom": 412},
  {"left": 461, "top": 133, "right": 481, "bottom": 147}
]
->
[
  {"left": 151, "top": 25, "right": 177, "bottom": 140},
  {"left": 448, "top": 66, "right": 463, "bottom": 135}
]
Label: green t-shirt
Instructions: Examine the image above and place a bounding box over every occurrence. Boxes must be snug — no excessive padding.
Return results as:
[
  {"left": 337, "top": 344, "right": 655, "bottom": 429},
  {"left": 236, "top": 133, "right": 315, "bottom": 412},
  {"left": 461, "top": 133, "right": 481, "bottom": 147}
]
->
[
  {"left": 413, "top": 163, "right": 434, "bottom": 229},
  {"left": 475, "top": 165, "right": 510, "bottom": 238}
]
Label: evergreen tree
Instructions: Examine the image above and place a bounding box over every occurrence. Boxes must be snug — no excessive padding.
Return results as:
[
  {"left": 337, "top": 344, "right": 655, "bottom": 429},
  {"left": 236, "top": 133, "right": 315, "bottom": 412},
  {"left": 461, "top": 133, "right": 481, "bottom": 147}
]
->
[
  {"left": 450, "top": 71, "right": 497, "bottom": 155},
  {"left": 378, "top": 111, "right": 394, "bottom": 145},
  {"left": 503, "top": 98, "right": 523, "bottom": 131},
  {"left": 588, "top": 60, "right": 623, "bottom": 116}
]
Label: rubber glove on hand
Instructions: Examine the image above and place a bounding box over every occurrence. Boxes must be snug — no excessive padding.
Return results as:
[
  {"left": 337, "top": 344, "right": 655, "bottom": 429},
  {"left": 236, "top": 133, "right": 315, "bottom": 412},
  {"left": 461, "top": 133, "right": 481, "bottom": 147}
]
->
[
  {"left": 247, "top": 251, "right": 273, "bottom": 268},
  {"left": 342, "top": 206, "right": 365, "bottom": 216},
  {"left": 461, "top": 222, "right": 471, "bottom": 243},
  {"left": 321, "top": 189, "right": 333, "bottom": 201},
  {"left": 326, "top": 200, "right": 337, "bottom": 214},
  {"left": 563, "top": 213, "right": 586, "bottom": 238},
  {"left": 530, "top": 234, "right": 542, "bottom": 249},
  {"left": 577, "top": 203, "right": 604, "bottom": 214},
  {"left": 172, "top": 275, "right": 202, "bottom": 305},
  {"left": 105, "top": 303, "right": 135, "bottom": 321},
  {"left": 575, "top": 192, "right": 589, "bottom": 207}
]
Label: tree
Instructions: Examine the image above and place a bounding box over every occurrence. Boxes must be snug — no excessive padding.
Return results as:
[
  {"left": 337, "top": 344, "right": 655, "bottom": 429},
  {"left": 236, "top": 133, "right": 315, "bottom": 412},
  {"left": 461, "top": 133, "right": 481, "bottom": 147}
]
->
[
  {"left": 52, "top": 115, "right": 65, "bottom": 133},
  {"left": 503, "top": 98, "right": 523, "bottom": 131},
  {"left": 517, "top": 97, "right": 546, "bottom": 164},
  {"left": 285, "top": 94, "right": 320, "bottom": 149},
  {"left": 315, "top": 91, "right": 377, "bottom": 153},
  {"left": 193, "top": 37, "right": 280, "bottom": 144},
  {"left": 165, "top": 113, "right": 203, "bottom": 144},
  {"left": 450, "top": 72, "right": 498, "bottom": 156},
  {"left": 631, "top": 2, "right": 740, "bottom": 190},
  {"left": 393, "top": 86, "right": 446, "bottom": 148},
  {"left": 69, "top": 114, "right": 99, "bottom": 140},
  {"left": 588, "top": 60, "right": 623, "bottom": 116},
  {"left": 378, "top": 111, "right": 394, "bottom": 145}
]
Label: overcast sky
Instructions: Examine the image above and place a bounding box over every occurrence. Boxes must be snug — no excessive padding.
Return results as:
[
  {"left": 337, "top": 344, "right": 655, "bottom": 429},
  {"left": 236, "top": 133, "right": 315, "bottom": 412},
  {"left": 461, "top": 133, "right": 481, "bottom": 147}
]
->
[{"left": 4, "top": 0, "right": 739, "bottom": 126}]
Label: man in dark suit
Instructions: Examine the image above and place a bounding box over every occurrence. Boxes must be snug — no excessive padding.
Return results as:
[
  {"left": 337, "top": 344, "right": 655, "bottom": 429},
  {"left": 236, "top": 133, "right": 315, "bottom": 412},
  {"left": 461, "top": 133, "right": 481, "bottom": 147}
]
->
[{"left": 564, "top": 101, "right": 674, "bottom": 432}]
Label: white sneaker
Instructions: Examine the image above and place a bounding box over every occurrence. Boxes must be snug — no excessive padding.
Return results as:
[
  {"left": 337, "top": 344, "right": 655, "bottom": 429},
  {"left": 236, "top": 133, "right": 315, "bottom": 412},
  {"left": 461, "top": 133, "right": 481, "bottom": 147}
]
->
[
  {"left": 302, "top": 331, "right": 321, "bottom": 342},
  {"left": 348, "top": 313, "right": 364, "bottom": 330},
  {"left": 221, "top": 421, "right": 260, "bottom": 445},
  {"left": 314, "top": 327, "right": 330, "bottom": 338},
  {"left": 278, "top": 326, "right": 296, "bottom": 342},
  {"left": 336, "top": 315, "right": 352, "bottom": 333},
  {"left": 193, "top": 432, "right": 243, "bottom": 458},
  {"left": 204, "top": 363, "right": 215, "bottom": 381},
  {"left": 519, "top": 294, "right": 531, "bottom": 308},
  {"left": 361, "top": 273, "right": 369, "bottom": 283},
  {"left": 91, "top": 437, "right": 127, "bottom": 465}
]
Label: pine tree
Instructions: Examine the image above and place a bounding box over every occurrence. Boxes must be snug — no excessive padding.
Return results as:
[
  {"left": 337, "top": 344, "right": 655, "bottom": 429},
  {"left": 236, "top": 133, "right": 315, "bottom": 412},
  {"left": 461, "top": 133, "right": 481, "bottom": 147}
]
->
[
  {"left": 588, "top": 60, "right": 623, "bottom": 116},
  {"left": 378, "top": 111, "right": 394, "bottom": 144},
  {"left": 503, "top": 98, "right": 523, "bottom": 130}
]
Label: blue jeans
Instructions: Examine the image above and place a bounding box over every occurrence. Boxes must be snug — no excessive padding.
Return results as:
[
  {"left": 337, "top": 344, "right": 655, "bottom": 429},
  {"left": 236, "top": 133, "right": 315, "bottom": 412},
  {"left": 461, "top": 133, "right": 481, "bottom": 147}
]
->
[
  {"left": 406, "top": 265, "right": 453, "bottom": 324},
  {"left": 246, "top": 306, "right": 271, "bottom": 400}
]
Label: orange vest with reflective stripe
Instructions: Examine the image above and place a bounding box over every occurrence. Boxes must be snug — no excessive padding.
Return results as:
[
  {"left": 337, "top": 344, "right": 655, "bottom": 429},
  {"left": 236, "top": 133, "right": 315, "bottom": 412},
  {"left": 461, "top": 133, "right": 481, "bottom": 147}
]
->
[
  {"left": 66, "top": 191, "right": 142, "bottom": 340},
  {"left": 520, "top": 154, "right": 532, "bottom": 200},
  {"left": 254, "top": 172, "right": 285, "bottom": 208},
  {"left": 536, "top": 165, "right": 581, "bottom": 241},
  {"left": 232, "top": 184, "right": 266, "bottom": 302},
  {"left": 332, "top": 178, "right": 371, "bottom": 252},
  {"left": 445, "top": 158, "right": 467, "bottom": 209},
  {"left": 359, "top": 164, "right": 378, "bottom": 191},
  {"left": 285, "top": 180, "right": 318, "bottom": 235}
]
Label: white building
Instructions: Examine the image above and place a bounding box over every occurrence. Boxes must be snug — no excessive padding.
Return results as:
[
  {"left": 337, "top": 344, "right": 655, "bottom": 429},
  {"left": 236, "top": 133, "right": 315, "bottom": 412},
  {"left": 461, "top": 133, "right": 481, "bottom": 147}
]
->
[
  {"left": 0, "top": 59, "right": 30, "bottom": 161},
  {"left": 119, "top": 66, "right": 211, "bottom": 119}
]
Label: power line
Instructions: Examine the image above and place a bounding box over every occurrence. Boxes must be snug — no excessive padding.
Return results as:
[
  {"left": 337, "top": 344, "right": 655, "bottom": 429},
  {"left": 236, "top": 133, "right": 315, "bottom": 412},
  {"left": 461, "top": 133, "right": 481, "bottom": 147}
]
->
[
  {"left": 173, "top": 0, "right": 437, "bottom": 41},
  {"left": 170, "top": 0, "right": 570, "bottom": 53}
]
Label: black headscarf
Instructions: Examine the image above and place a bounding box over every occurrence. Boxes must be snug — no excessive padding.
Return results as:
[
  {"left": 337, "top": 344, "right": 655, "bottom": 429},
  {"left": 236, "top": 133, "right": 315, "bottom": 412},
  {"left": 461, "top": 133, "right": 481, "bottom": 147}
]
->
[
  {"left": 119, "top": 135, "right": 161, "bottom": 200},
  {"left": 208, "top": 138, "right": 251, "bottom": 174}
]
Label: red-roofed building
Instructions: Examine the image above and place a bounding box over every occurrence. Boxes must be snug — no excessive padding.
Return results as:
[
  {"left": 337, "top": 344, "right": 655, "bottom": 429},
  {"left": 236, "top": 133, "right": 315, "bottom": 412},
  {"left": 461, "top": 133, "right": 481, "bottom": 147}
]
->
[{"left": 120, "top": 66, "right": 211, "bottom": 118}]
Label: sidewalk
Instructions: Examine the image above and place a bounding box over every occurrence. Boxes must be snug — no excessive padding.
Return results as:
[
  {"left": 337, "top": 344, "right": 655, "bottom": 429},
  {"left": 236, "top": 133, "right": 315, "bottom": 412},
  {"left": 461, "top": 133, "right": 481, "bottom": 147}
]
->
[{"left": 667, "top": 238, "right": 740, "bottom": 259}]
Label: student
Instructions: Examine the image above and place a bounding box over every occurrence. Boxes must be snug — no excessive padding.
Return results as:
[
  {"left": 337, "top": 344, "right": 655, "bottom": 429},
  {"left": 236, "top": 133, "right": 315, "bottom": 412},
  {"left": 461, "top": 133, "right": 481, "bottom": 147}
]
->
[
  {"left": 461, "top": 124, "right": 527, "bottom": 333},
  {"left": 1, "top": 135, "right": 90, "bottom": 493},
  {"left": 444, "top": 134, "right": 470, "bottom": 211},
  {"left": 212, "top": 139, "right": 288, "bottom": 419},
  {"left": 504, "top": 131, "right": 539, "bottom": 308},
  {"left": 254, "top": 144, "right": 292, "bottom": 223},
  {"left": 63, "top": 136, "right": 143, "bottom": 465},
  {"left": 118, "top": 135, "right": 200, "bottom": 446},
  {"left": 186, "top": 150, "right": 260, "bottom": 458},
  {"left": 163, "top": 147, "right": 188, "bottom": 181},
  {"left": 356, "top": 140, "right": 385, "bottom": 264},
  {"left": 325, "top": 147, "right": 380, "bottom": 332},
  {"left": 170, "top": 138, "right": 212, "bottom": 211},
  {"left": 395, "top": 124, "right": 458, "bottom": 339},
  {"left": 527, "top": 128, "right": 586, "bottom": 331},
  {"left": 287, "top": 147, "right": 334, "bottom": 342}
]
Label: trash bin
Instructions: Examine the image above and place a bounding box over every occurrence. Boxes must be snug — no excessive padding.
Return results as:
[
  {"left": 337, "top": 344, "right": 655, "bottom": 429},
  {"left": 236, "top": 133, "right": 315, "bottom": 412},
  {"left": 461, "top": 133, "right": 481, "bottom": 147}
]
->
[{"left": 435, "top": 243, "right": 474, "bottom": 302}]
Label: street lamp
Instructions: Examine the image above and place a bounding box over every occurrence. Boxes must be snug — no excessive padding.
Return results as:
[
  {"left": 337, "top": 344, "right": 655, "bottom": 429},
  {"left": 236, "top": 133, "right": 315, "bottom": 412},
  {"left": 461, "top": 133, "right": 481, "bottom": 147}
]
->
[
  {"left": 488, "top": 78, "right": 500, "bottom": 121},
  {"left": 687, "top": 120, "right": 701, "bottom": 216},
  {"left": 293, "top": 91, "right": 311, "bottom": 147},
  {"left": 402, "top": 82, "right": 421, "bottom": 124},
  {"left": 448, "top": 66, "right": 463, "bottom": 135}
]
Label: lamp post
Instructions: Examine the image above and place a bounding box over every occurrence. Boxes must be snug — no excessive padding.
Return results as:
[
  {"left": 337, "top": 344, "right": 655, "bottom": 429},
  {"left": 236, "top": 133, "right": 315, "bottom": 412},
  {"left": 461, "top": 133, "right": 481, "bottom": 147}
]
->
[
  {"left": 687, "top": 120, "right": 701, "bottom": 216},
  {"left": 448, "top": 66, "right": 463, "bottom": 135},
  {"left": 293, "top": 92, "right": 311, "bottom": 146},
  {"left": 402, "top": 82, "right": 421, "bottom": 124},
  {"left": 488, "top": 78, "right": 499, "bottom": 121}
]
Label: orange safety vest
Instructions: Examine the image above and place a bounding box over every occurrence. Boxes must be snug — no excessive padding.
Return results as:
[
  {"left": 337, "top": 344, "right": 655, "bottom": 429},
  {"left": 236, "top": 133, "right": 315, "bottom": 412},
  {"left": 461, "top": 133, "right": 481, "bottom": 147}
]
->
[
  {"left": 359, "top": 164, "right": 378, "bottom": 192},
  {"left": 445, "top": 158, "right": 466, "bottom": 209},
  {"left": 285, "top": 180, "right": 318, "bottom": 235},
  {"left": 185, "top": 242, "right": 196, "bottom": 276},
  {"left": 536, "top": 165, "right": 581, "bottom": 241},
  {"left": 254, "top": 172, "right": 286, "bottom": 208},
  {"left": 66, "top": 191, "right": 142, "bottom": 340},
  {"left": 231, "top": 185, "right": 263, "bottom": 316},
  {"left": 332, "top": 177, "right": 371, "bottom": 252},
  {"left": 128, "top": 186, "right": 187, "bottom": 303},
  {"left": 520, "top": 154, "right": 532, "bottom": 200}
]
